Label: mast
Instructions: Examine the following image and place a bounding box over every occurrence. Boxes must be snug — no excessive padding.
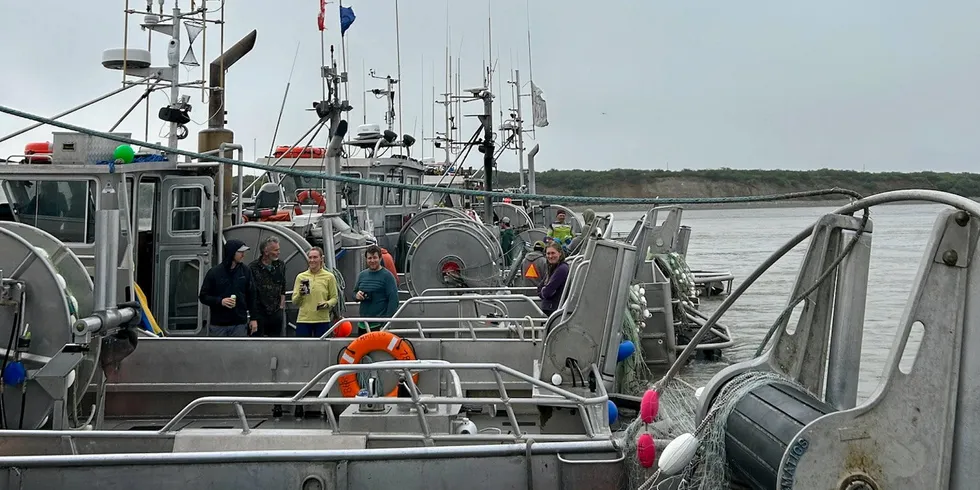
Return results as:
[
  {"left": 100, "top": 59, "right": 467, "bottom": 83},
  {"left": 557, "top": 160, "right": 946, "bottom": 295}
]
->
[
  {"left": 480, "top": 87, "right": 494, "bottom": 224},
  {"left": 513, "top": 69, "right": 526, "bottom": 189},
  {"left": 420, "top": 54, "right": 425, "bottom": 161},
  {"left": 394, "top": 0, "right": 404, "bottom": 139},
  {"left": 317, "top": 45, "right": 350, "bottom": 214}
]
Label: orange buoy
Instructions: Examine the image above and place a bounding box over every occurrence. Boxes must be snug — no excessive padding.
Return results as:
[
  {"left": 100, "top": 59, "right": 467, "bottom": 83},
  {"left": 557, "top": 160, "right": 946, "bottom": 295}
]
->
[
  {"left": 333, "top": 320, "right": 353, "bottom": 337},
  {"left": 337, "top": 331, "right": 418, "bottom": 397}
]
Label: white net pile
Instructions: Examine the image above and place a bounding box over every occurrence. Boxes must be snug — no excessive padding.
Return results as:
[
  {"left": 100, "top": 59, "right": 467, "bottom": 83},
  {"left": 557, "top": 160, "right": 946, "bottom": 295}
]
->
[
  {"left": 619, "top": 284, "right": 654, "bottom": 396},
  {"left": 624, "top": 371, "right": 805, "bottom": 490}
]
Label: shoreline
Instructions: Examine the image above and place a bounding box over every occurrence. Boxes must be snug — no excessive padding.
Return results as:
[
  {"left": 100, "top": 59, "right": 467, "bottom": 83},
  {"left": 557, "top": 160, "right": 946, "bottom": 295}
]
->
[{"left": 571, "top": 197, "right": 978, "bottom": 213}]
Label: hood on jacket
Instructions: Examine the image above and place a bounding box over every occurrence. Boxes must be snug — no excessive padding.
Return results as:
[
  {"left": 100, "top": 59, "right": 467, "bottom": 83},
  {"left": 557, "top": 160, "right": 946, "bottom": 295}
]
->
[{"left": 223, "top": 239, "right": 249, "bottom": 268}]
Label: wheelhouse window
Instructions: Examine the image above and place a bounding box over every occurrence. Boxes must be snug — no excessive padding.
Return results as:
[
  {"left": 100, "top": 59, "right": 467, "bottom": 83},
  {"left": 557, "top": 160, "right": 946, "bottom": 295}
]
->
[
  {"left": 2, "top": 179, "right": 96, "bottom": 243},
  {"left": 341, "top": 172, "right": 361, "bottom": 206},
  {"left": 166, "top": 256, "right": 204, "bottom": 333},
  {"left": 387, "top": 175, "right": 404, "bottom": 206},
  {"left": 169, "top": 186, "right": 203, "bottom": 233},
  {"left": 283, "top": 175, "right": 326, "bottom": 199},
  {"left": 137, "top": 179, "right": 159, "bottom": 232},
  {"left": 369, "top": 173, "right": 386, "bottom": 206},
  {"left": 404, "top": 176, "right": 420, "bottom": 206}
]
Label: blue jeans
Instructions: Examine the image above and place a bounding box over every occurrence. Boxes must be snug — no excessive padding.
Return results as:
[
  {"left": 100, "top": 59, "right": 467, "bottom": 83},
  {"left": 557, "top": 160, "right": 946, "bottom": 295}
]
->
[
  {"left": 209, "top": 324, "right": 247, "bottom": 337},
  {"left": 295, "top": 322, "right": 331, "bottom": 338}
]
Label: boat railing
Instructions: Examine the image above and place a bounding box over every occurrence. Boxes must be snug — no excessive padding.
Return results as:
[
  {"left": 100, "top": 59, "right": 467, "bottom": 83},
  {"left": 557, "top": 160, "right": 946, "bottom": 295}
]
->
[
  {"left": 158, "top": 361, "right": 611, "bottom": 444},
  {"left": 681, "top": 309, "right": 735, "bottom": 351},
  {"left": 419, "top": 286, "right": 539, "bottom": 296},
  {"left": 317, "top": 315, "right": 545, "bottom": 341},
  {"left": 393, "top": 293, "right": 544, "bottom": 318}
]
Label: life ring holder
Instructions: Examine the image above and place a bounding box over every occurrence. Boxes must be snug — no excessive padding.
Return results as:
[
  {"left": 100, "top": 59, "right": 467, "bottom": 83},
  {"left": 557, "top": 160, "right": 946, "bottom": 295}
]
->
[
  {"left": 336, "top": 331, "right": 419, "bottom": 397},
  {"left": 294, "top": 189, "right": 327, "bottom": 215}
]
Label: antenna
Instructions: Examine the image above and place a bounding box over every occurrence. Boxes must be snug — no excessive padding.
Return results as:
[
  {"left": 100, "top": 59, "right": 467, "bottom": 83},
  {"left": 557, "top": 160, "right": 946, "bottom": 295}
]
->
[
  {"left": 525, "top": 0, "right": 536, "bottom": 139},
  {"left": 394, "top": 0, "right": 404, "bottom": 140},
  {"left": 420, "top": 54, "right": 425, "bottom": 161},
  {"left": 107, "top": 0, "right": 224, "bottom": 150},
  {"left": 367, "top": 69, "right": 399, "bottom": 134}
]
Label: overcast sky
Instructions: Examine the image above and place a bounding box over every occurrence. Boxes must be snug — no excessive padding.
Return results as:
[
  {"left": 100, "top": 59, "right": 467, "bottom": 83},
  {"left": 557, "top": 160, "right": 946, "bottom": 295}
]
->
[{"left": 1, "top": 1, "right": 978, "bottom": 173}]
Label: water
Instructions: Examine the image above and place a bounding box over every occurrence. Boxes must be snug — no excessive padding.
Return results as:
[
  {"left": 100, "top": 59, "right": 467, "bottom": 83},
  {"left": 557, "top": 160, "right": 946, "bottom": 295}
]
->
[{"left": 603, "top": 203, "right": 943, "bottom": 401}]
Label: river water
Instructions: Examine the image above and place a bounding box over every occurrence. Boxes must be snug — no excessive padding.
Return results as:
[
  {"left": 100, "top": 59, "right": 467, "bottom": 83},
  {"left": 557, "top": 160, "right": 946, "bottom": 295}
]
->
[{"left": 603, "top": 203, "right": 944, "bottom": 401}]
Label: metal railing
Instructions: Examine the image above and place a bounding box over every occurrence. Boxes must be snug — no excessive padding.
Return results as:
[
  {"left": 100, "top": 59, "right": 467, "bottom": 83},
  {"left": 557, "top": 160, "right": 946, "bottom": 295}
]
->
[
  {"left": 317, "top": 315, "right": 544, "bottom": 341},
  {"left": 158, "top": 361, "right": 611, "bottom": 445},
  {"left": 419, "top": 287, "right": 539, "bottom": 296}
]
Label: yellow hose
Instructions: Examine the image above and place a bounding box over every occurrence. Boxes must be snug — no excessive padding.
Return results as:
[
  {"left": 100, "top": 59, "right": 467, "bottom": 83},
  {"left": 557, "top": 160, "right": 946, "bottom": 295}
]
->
[{"left": 134, "top": 283, "right": 164, "bottom": 336}]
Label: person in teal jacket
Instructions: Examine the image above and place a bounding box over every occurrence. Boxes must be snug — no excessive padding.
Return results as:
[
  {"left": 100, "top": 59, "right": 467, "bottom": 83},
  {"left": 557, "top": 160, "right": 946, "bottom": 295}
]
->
[{"left": 353, "top": 245, "right": 400, "bottom": 335}]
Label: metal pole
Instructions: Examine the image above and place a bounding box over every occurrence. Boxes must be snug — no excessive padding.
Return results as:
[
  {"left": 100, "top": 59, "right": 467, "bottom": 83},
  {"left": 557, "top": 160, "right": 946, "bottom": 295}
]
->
[
  {"left": 514, "top": 69, "right": 526, "bottom": 189},
  {"left": 216, "top": 155, "right": 225, "bottom": 262},
  {"left": 826, "top": 229, "right": 872, "bottom": 410},
  {"left": 527, "top": 144, "right": 539, "bottom": 196},
  {"left": 94, "top": 209, "right": 121, "bottom": 312},
  {"left": 482, "top": 92, "right": 495, "bottom": 224},
  {"left": 394, "top": 0, "right": 404, "bottom": 139},
  {"left": 168, "top": 6, "right": 182, "bottom": 149}
]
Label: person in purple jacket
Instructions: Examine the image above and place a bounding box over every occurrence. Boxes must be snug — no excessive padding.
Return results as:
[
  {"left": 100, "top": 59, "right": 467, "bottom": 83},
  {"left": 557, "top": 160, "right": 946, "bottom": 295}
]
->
[{"left": 537, "top": 242, "right": 569, "bottom": 316}]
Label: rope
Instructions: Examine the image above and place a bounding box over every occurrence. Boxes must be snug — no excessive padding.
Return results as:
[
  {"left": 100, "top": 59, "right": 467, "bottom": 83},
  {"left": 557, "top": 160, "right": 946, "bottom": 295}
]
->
[{"left": 0, "top": 104, "right": 865, "bottom": 206}]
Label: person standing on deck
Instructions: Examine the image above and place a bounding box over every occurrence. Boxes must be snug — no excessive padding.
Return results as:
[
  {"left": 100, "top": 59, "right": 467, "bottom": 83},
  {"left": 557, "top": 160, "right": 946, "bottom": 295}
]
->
[
  {"left": 547, "top": 210, "right": 573, "bottom": 243},
  {"left": 291, "top": 247, "right": 339, "bottom": 337},
  {"left": 499, "top": 217, "right": 515, "bottom": 267},
  {"left": 354, "top": 245, "right": 400, "bottom": 335},
  {"left": 248, "top": 236, "right": 287, "bottom": 337},
  {"left": 198, "top": 239, "right": 259, "bottom": 336},
  {"left": 537, "top": 242, "right": 570, "bottom": 317}
]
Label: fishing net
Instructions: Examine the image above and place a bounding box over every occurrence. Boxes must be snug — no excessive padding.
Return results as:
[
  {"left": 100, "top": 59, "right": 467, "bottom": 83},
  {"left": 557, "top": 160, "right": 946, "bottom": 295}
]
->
[
  {"left": 618, "top": 285, "right": 654, "bottom": 396},
  {"left": 621, "top": 378, "right": 699, "bottom": 490},
  {"left": 623, "top": 371, "right": 806, "bottom": 490}
]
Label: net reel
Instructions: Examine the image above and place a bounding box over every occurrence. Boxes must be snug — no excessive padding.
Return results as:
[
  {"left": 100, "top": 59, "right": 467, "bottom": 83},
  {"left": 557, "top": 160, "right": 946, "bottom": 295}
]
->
[
  {"left": 403, "top": 218, "right": 503, "bottom": 296},
  {"left": 395, "top": 207, "right": 469, "bottom": 272},
  {"left": 0, "top": 222, "right": 96, "bottom": 430},
  {"left": 676, "top": 207, "right": 976, "bottom": 489}
]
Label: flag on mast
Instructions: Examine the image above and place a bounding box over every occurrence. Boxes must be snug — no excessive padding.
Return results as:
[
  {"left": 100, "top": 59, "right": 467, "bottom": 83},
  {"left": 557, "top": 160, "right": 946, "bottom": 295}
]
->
[
  {"left": 317, "top": 0, "right": 327, "bottom": 31},
  {"left": 340, "top": 5, "right": 356, "bottom": 35},
  {"left": 530, "top": 81, "right": 549, "bottom": 128}
]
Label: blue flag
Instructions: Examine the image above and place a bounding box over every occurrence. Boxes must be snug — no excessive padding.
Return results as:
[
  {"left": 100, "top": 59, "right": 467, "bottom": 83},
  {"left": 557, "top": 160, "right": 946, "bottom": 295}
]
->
[{"left": 340, "top": 6, "right": 356, "bottom": 35}]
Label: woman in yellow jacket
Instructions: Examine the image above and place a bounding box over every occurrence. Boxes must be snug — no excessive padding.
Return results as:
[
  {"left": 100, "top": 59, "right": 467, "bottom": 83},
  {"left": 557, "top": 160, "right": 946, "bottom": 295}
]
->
[{"left": 291, "top": 247, "right": 340, "bottom": 337}]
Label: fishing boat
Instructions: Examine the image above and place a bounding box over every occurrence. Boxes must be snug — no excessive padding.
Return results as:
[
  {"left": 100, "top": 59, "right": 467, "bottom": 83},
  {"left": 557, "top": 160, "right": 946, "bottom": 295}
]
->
[
  {"left": 40, "top": 4, "right": 980, "bottom": 490},
  {"left": 0, "top": 105, "right": 975, "bottom": 489}
]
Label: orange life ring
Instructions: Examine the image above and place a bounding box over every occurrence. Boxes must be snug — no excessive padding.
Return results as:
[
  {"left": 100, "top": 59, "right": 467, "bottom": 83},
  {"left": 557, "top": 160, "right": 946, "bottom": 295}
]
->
[
  {"left": 294, "top": 190, "right": 327, "bottom": 215},
  {"left": 337, "top": 331, "right": 418, "bottom": 398}
]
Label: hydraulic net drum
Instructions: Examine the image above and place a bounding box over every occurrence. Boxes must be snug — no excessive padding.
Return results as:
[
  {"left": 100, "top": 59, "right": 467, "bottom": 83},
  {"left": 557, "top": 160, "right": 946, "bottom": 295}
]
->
[
  {"left": 404, "top": 218, "right": 503, "bottom": 296},
  {"left": 714, "top": 378, "right": 835, "bottom": 489},
  {"left": 396, "top": 207, "right": 469, "bottom": 272},
  {"left": 0, "top": 222, "right": 96, "bottom": 429}
]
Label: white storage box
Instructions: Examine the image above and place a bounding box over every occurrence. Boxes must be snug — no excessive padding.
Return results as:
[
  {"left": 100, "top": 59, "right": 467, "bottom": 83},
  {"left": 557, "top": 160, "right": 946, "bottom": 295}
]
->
[{"left": 52, "top": 132, "right": 132, "bottom": 164}]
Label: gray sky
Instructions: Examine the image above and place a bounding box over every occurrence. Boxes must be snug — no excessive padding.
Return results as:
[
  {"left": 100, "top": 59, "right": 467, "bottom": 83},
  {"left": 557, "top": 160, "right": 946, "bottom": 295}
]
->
[{"left": 1, "top": 1, "right": 978, "bottom": 173}]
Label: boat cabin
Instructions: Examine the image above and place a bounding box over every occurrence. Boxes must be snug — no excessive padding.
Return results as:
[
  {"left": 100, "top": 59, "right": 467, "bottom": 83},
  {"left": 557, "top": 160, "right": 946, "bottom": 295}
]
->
[{"left": 254, "top": 145, "right": 425, "bottom": 255}]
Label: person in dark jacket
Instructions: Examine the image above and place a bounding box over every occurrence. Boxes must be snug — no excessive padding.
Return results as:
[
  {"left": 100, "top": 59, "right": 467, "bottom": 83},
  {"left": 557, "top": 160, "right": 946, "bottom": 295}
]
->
[
  {"left": 248, "top": 236, "right": 287, "bottom": 337},
  {"left": 499, "top": 217, "right": 515, "bottom": 267},
  {"left": 198, "top": 239, "right": 259, "bottom": 336},
  {"left": 537, "top": 242, "right": 569, "bottom": 316}
]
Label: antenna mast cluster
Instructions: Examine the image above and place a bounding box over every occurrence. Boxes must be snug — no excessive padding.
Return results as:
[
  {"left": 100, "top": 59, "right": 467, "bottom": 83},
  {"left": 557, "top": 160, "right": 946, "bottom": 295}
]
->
[{"left": 111, "top": 0, "right": 225, "bottom": 149}]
